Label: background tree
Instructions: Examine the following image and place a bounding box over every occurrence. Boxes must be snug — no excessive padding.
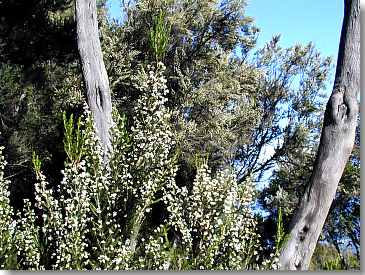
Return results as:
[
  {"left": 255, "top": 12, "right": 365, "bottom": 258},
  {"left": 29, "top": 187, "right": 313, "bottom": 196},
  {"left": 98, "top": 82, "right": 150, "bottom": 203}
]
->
[
  {"left": 100, "top": 0, "right": 331, "bottom": 187},
  {"left": 0, "top": 0, "right": 75, "bottom": 65},
  {"left": 0, "top": 0, "right": 83, "bottom": 207}
]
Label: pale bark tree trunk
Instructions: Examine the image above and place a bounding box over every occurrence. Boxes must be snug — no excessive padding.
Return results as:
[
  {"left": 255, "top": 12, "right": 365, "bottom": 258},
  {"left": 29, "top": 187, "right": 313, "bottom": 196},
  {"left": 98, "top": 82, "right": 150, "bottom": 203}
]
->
[
  {"left": 75, "top": 0, "right": 113, "bottom": 162},
  {"left": 279, "top": 0, "right": 359, "bottom": 270}
]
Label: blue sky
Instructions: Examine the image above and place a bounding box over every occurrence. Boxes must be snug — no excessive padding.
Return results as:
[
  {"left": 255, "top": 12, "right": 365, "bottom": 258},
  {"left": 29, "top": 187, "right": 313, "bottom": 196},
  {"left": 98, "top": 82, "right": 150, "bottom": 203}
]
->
[
  {"left": 107, "top": 0, "right": 124, "bottom": 23},
  {"left": 245, "top": 0, "right": 343, "bottom": 59}
]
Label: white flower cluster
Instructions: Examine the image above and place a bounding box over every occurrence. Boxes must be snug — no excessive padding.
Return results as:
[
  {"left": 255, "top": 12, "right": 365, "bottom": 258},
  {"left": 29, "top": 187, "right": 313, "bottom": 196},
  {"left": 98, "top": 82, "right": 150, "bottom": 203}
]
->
[
  {"left": 259, "top": 252, "right": 281, "bottom": 270},
  {"left": 127, "top": 63, "right": 177, "bottom": 250},
  {"left": 53, "top": 107, "right": 131, "bottom": 270},
  {"left": 1, "top": 145, "right": 44, "bottom": 270},
  {"left": 0, "top": 107, "right": 128, "bottom": 270},
  {"left": 15, "top": 199, "right": 42, "bottom": 270},
  {"left": 0, "top": 146, "right": 16, "bottom": 269},
  {"left": 157, "top": 163, "right": 262, "bottom": 270}
]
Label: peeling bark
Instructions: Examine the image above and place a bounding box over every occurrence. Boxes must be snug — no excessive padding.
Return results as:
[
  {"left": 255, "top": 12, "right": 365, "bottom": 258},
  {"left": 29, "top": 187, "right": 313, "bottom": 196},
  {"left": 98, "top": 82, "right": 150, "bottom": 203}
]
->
[
  {"left": 75, "top": 0, "right": 113, "bottom": 162},
  {"left": 278, "top": 0, "right": 359, "bottom": 270}
]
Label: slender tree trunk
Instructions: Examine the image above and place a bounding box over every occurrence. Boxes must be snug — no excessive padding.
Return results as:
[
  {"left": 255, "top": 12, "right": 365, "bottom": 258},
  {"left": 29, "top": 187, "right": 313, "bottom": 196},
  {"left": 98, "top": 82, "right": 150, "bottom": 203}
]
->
[
  {"left": 279, "top": 0, "right": 359, "bottom": 270},
  {"left": 75, "top": 0, "right": 113, "bottom": 162}
]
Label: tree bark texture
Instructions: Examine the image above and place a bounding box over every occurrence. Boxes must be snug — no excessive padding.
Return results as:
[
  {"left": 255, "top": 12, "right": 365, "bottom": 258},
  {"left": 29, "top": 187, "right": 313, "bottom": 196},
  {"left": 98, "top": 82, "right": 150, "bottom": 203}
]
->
[
  {"left": 75, "top": 0, "right": 113, "bottom": 161},
  {"left": 279, "top": 0, "right": 359, "bottom": 270}
]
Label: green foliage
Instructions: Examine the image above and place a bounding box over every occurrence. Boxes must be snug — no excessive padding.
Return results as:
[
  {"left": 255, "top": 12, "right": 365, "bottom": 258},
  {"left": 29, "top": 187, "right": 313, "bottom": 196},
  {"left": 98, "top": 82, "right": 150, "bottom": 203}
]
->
[
  {"left": 0, "top": 60, "right": 83, "bottom": 210},
  {"left": 176, "top": 58, "right": 261, "bottom": 169},
  {"left": 309, "top": 243, "right": 359, "bottom": 270},
  {"left": 149, "top": 10, "right": 171, "bottom": 62},
  {"left": 322, "top": 256, "right": 342, "bottom": 271},
  {"left": 31, "top": 152, "right": 42, "bottom": 177},
  {"left": 275, "top": 207, "right": 288, "bottom": 254},
  {"left": 62, "top": 113, "right": 89, "bottom": 165}
]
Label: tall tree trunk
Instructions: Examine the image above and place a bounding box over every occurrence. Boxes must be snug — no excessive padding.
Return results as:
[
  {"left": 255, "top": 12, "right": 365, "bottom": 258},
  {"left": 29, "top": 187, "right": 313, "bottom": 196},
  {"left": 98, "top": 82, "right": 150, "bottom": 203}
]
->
[
  {"left": 75, "top": 0, "right": 113, "bottom": 162},
  {"left": 278, "top": 0, "right": 359, "bottom": 270}
]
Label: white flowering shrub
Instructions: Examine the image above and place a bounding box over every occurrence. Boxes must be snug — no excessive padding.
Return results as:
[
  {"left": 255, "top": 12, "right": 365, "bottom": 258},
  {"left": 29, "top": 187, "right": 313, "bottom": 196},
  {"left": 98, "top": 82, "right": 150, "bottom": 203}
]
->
[
  {"left": 0, "top": 146, "right": 17, "bottom": 269},
  {"left": 141, "top": 161, "right": 263, "bottom": 270},
  {"left": 0, "top": 64, "right": 279, "bottom": 270}
]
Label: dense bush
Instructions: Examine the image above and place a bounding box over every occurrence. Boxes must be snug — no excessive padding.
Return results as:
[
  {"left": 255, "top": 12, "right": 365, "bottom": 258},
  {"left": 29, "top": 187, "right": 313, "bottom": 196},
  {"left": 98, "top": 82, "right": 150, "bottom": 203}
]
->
[{"left": 0, "top": 64, "right": 280, "bottom": 270}]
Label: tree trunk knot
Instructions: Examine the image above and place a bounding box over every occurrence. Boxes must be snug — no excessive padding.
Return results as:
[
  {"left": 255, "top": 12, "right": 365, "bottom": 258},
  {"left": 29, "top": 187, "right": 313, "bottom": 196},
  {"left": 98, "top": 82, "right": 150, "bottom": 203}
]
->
[
  {"left": 299, "top": 225, "right": 309, "bottom": 242},
  {"left": 330, "top": 86, "right": 348, "bottom": 125}
]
